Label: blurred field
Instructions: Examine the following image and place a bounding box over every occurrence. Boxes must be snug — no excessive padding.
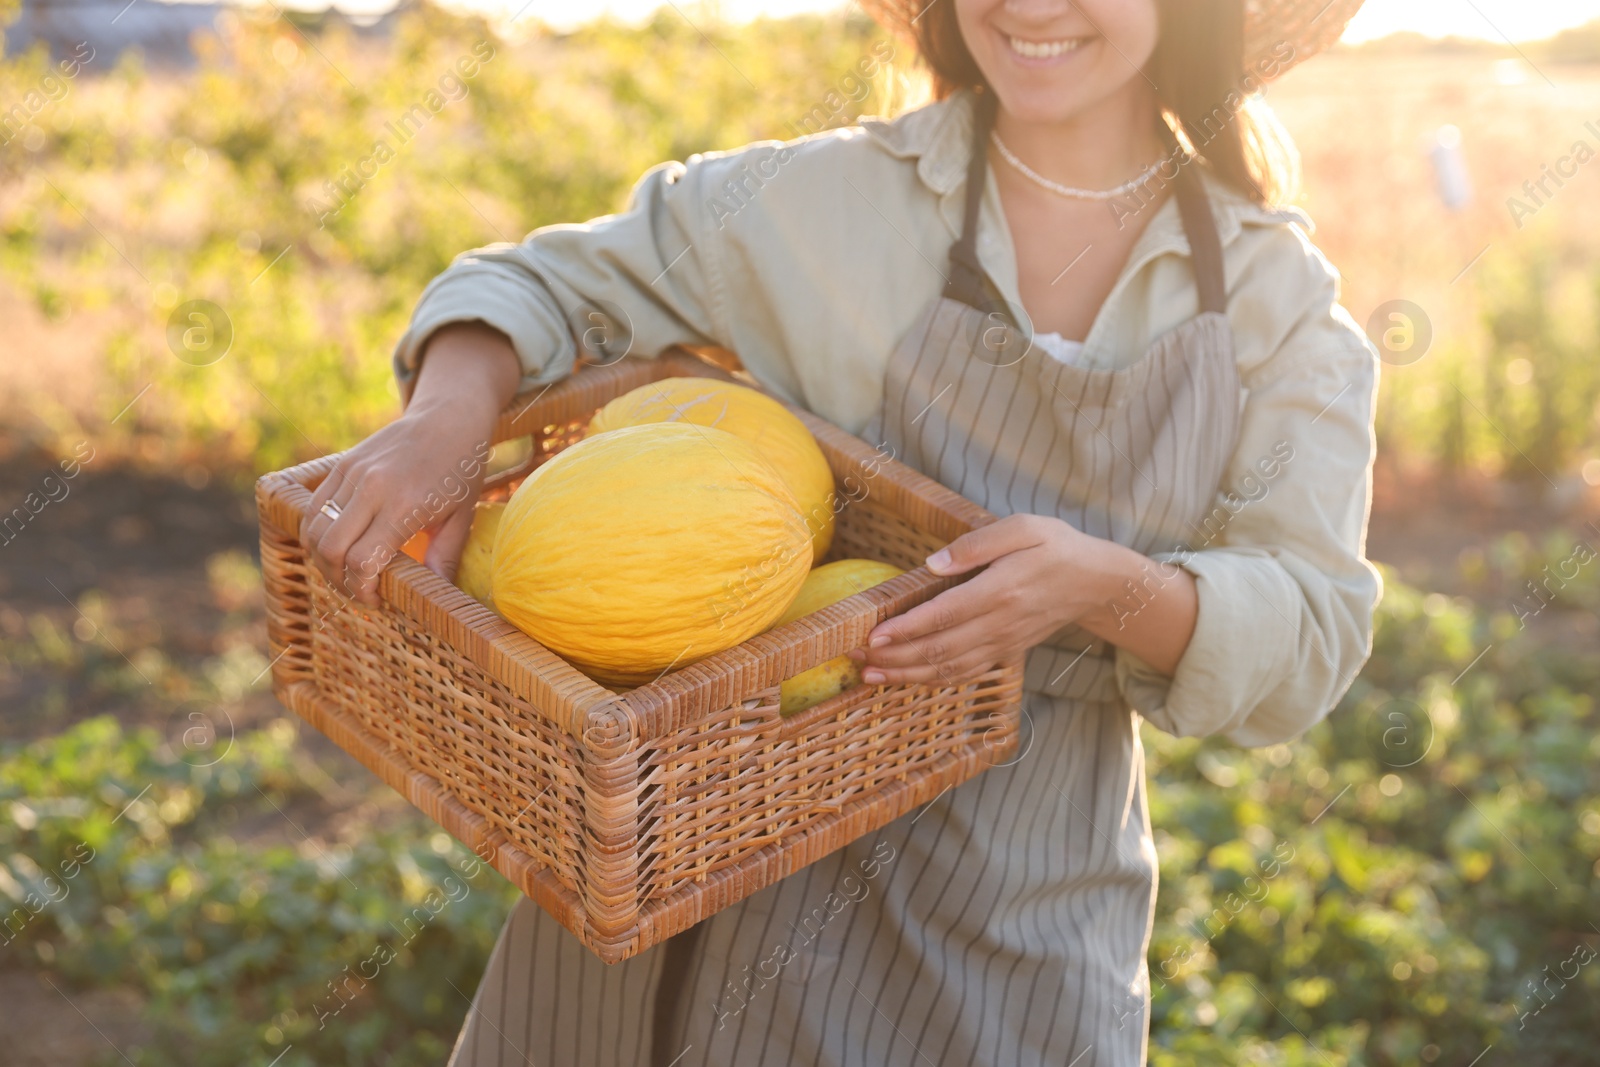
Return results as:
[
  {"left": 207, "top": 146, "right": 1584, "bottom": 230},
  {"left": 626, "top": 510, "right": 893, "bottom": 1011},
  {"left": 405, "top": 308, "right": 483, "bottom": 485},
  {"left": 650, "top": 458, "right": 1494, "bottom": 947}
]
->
[
  {"left": 3, "top": 8, "right": 1600, "bottom": 1067},
  {"left": 1272, "top": 48, "right": 1600, "bottom": 490},
  {"left": 2, "top": 12, "right": 1600, "bottom": 486}
]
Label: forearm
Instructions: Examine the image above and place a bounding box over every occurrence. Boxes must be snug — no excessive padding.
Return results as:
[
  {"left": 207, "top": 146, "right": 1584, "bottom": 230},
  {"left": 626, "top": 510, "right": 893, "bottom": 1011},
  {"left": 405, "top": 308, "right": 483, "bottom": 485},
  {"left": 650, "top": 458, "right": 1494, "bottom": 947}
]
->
[
  {"left": 1075, "top": 542, "right": 1198, "bottom": 677},
  {"left": 405, "top": 322, "right": 524, "bottom": 418}
]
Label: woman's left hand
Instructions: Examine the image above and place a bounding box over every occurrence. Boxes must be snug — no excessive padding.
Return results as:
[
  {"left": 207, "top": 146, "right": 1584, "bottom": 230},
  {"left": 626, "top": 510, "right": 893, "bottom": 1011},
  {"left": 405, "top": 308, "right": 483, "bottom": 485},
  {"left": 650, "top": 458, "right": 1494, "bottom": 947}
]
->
[{"left": 848, "top": 513, "right": 1131, "bottom": 686}]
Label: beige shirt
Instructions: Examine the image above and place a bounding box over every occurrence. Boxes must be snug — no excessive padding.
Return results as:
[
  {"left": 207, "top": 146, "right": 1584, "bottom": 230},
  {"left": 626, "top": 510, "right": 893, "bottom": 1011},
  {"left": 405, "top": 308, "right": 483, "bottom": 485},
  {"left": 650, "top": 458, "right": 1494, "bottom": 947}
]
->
[{"left": 393, "top": 91, "right": 1383, "bottom": 749}]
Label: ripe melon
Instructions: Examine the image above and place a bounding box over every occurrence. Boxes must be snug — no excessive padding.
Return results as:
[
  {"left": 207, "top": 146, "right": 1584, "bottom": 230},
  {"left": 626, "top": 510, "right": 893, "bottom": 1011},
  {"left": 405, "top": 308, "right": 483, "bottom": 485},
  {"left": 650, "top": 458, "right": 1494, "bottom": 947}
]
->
[
  {"left": 400, "top": 531, "right": 429, "bottom": 563},
  {"left": 454, "top": 501, "right": 505, "bottom": 606},
  {"left": 773, "top": 559, "right": 904, "bottom": 716},
  {"left": 588, "top": 377, "right": 836, "bottom": 561},
  {"left": 493, "top": 423, "right": 812, "bottom": 687}
]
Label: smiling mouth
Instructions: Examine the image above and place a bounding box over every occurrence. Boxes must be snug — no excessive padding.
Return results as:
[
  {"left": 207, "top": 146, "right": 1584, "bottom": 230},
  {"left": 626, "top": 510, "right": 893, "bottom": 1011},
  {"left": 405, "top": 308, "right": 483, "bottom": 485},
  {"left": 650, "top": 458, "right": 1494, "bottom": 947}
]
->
[{"left": 1005, "top": 35, "right": 1089, "bottom": 59}]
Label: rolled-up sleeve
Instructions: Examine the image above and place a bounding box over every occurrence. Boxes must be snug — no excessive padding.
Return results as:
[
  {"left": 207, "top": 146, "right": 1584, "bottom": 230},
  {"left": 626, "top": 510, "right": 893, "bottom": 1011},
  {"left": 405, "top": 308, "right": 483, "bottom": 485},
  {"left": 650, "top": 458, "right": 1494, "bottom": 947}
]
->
[
  {"left": 391, "top": 146, "right": 767, "bottom": 397},
  {"left": 1115, "top": 236, "right": 1384, "bottom": 748}
]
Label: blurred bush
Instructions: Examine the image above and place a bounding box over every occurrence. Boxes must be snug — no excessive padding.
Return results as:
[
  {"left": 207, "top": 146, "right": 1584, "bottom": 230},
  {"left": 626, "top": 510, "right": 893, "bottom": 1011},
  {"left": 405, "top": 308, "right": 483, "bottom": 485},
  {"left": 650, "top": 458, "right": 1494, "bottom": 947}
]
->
[
  {"left": 1143, "top": 555, "right": 1600, "bottom": 1065},
  {"left": 2, "top": 6, "right": 1597, "bottom": 483},
  {"left": 1539, "top": 20, "right": 1600, "bottom": 63},
  {"left": 1, "top": 715, "right": 520, "bottom": 1066},
  {"left": 0, "top": 3, "right": 912, "bottom": 472}
]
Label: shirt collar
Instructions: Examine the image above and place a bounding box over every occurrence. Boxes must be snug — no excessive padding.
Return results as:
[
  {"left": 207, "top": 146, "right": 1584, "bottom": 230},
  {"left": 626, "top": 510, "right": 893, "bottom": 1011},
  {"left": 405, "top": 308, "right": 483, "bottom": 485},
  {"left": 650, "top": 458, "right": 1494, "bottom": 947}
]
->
[
  {"left": 858, "top": 87, "right": 1316, "bottom": 264},
  {"left": 859, "top": 90, "right": 1318, "bottom": 354}
]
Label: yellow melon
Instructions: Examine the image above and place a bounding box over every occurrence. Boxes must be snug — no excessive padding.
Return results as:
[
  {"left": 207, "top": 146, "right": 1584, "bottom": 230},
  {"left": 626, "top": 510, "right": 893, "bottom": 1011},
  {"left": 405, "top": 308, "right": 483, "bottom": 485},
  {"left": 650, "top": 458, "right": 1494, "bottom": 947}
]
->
[
  {"left": 773, "top": 559, "right": 904, "bottom": 716},
  {"left": 588, "top": 377, "right": 836, "bottom": 561},
  {"left": 454, "top": 501, "right": 505, "bottom": 606},
  {"left": 493, "top": 423, "right": 812, "bottom": 687}
]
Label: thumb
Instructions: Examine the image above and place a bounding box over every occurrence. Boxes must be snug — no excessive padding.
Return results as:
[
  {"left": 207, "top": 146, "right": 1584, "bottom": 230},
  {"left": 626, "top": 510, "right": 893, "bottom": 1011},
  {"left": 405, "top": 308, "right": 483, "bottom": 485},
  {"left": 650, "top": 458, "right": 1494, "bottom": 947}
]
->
[
  {"left": 424, "top": 501, "right": 477, "bottom": 583},
  {"left": 924, "top": 514, "right": 1041, "bottom": 575}
]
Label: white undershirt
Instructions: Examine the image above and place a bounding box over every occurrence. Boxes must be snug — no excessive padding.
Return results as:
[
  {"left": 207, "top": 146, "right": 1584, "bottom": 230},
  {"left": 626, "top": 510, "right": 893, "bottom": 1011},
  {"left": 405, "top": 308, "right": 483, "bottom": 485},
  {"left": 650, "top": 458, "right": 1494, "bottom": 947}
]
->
[{"left": 1032, "top": 331, "right": 1090, "bottom": 366}]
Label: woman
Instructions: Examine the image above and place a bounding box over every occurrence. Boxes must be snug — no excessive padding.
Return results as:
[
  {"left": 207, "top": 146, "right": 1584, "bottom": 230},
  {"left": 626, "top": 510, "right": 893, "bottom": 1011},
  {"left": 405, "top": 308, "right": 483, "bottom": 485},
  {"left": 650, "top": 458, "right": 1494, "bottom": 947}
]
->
[{"left": 301, "top": 0, "right": 1381, "bottom": 1063}]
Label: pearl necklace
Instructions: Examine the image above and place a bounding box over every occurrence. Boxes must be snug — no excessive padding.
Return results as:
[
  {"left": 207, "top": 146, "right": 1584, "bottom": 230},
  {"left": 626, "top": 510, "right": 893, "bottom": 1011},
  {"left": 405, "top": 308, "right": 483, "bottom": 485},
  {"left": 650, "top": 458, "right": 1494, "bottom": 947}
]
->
[{"left": 990, "top": 130, "right": 1170, "bottom": 202}]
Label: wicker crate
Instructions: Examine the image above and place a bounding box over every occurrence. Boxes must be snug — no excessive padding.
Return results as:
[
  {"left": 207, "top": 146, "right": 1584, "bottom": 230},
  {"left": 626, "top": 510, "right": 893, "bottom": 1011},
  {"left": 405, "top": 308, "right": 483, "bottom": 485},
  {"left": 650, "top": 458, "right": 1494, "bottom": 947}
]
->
[{"left": 256, "top": 349, "right": 1022, "bottom": 963}]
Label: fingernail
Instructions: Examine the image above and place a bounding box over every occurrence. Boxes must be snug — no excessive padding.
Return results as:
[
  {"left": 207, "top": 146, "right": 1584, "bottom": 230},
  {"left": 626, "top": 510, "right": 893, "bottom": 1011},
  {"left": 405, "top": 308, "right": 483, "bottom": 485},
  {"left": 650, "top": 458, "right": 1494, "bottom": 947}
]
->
[
  {"left": 863, "top": 669, "right": 885, "bottom": 684},
  {"left": 926, "top": 548, "right": 952, "bottom": 572},
  {"left": 869, "top": 635, "right": 891, "bottom": 648}
]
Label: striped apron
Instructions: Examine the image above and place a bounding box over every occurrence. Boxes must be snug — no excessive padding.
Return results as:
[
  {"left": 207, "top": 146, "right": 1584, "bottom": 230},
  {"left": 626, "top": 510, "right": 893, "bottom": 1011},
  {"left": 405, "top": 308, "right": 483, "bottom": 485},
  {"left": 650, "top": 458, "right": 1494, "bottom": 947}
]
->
[{"left": 447, "top": 90, "right": 1241, "bottom": 1067}]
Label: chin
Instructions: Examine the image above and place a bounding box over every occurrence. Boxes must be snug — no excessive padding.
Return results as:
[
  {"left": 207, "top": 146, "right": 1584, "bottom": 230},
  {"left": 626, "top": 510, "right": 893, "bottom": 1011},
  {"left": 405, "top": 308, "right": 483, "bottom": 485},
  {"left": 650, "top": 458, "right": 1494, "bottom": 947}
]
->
[{"left": 986, "top": 82, "right": 1096, "bottom": 127}]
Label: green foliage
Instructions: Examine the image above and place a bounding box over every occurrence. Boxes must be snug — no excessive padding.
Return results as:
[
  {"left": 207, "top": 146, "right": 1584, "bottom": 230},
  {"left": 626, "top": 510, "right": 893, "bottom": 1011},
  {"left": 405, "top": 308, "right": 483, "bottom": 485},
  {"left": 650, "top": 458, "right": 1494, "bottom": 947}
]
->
[
  {"left": 1372, "top": 244, "right": 1600, "bottom": 485},
  {"left": 1475, "top": 250, "right": 1600, "bottom": 481},
  {"left": 0, "top": 716, "right": 519, "bottom": 1065},
  {"left": 1144, "top": 557, "right": 1600, "bottom": 1065},
  {"left": 1, "top": 3, "right": 910, "bottom": 472}
]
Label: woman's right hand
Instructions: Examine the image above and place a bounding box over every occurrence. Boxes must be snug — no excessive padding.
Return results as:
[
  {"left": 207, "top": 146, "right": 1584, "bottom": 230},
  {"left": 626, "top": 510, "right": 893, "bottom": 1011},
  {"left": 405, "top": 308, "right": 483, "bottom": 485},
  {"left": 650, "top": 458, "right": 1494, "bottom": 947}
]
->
[{"left": 299, "top": 323, "right": 525, "bottom": 607}]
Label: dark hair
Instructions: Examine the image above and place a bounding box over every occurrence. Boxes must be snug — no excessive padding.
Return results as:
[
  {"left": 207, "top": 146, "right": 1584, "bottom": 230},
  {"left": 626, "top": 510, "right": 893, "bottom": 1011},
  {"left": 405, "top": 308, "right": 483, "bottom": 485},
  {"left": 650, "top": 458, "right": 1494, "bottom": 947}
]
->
[{"left": 877, "top": 0, "right": 1299, "bottom": 205}]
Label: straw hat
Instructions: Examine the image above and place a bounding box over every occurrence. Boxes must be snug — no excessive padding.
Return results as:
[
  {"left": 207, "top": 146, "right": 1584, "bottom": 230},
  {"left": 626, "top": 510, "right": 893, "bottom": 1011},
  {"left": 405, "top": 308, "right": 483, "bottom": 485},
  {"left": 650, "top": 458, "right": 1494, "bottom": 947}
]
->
[
  {"left": 1243, "top": 0, "right": 1366, "bottom": 79},
  {"left": 864, "top": 0, "right": 1366, "bottom": 86}
]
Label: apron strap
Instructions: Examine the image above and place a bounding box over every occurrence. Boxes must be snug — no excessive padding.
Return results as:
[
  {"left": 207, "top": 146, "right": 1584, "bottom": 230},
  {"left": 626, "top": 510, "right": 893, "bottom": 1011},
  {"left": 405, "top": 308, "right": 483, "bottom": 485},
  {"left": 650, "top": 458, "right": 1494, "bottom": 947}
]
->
[
  {"left": 943, "top": 87, "right": 997, "bottom": 309},
  {"left": 946, "top": 88, "right": 1228, "bottom": 319},
  {"left": 1172, "top": 161, "right": 1227, "bottom": 315}
]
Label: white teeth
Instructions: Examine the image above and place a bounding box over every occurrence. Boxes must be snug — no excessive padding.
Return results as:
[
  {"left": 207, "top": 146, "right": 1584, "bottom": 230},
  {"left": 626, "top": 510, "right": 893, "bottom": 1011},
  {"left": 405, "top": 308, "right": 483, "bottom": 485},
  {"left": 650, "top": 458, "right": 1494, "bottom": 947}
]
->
[{"left": 1007, "top": 35, "right": 1083, "bottom": 58}]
